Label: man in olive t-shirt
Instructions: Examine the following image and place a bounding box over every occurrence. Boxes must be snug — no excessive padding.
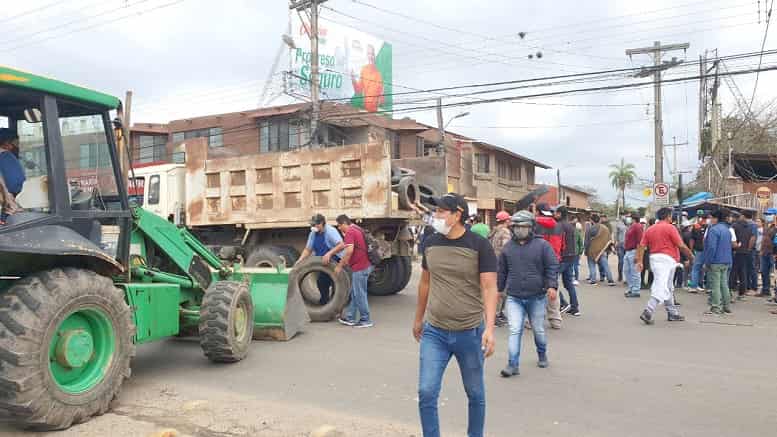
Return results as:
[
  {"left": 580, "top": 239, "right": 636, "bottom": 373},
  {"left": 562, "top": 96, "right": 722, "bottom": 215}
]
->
[{"left": 413, "top": 193, "right": 498, "bottom": 437}]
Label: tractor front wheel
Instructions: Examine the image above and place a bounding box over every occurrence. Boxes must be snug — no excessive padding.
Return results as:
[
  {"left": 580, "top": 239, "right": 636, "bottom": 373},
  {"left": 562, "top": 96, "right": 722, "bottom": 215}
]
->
[
  {"left": 0, "top": 268, "right": 135, "bottom": 430},
  {"left": 199, "top": 281, "right": 254, "bottom": 363}
]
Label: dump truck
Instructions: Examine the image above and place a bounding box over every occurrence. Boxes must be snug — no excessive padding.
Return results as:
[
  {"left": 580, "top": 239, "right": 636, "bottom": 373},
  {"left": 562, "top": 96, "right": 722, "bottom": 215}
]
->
[
  {"left": 0, "top": 66, "right": 306, "bottom": 430},
  {"left": 127, "top": 131, "right": 447, "bottom": 321}
]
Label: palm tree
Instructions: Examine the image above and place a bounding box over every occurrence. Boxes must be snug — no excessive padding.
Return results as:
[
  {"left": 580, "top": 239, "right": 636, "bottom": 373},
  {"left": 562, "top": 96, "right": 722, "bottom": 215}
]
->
[{"left": 609, "top": 158, "right": 637, "bottom": 216}]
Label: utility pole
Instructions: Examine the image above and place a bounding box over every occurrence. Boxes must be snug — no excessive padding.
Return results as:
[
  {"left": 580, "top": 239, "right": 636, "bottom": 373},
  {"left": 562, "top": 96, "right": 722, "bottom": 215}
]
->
[
  {"left": 710, "top": 54, "right": 721, "bottom": 156},
  {"left": 698, "top": 50, "right": 707, "bottom": 158},
  {"left": 626, "top": 41, "right": 689, "bottom": 185},
  {"left": 289, "top": 0, "right": 327, "bottom": 146},
  {"left": 663, "top": 136, "right": 689, "bottom": 182},
  {"left": 556, "top": 168, "right": 563, "bottom": 207}
]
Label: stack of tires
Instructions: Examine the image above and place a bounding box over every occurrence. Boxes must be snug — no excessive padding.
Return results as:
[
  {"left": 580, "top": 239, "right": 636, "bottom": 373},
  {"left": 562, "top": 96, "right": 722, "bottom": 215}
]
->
[{"left": 391, "top": 167, "right": 419, "bottom": 210}]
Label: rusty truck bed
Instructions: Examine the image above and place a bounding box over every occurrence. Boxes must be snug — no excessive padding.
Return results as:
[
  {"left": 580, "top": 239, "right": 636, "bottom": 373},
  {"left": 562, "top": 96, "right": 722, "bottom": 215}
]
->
[{"left": 185, "top": 139, "right": 412, "bottom": 229}]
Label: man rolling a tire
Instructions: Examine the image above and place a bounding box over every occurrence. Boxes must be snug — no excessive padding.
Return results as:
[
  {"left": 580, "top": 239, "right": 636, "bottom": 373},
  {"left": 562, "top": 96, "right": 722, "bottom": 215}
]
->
[{"left": 294, "top": 214, "right": 344, "bottom": 305}]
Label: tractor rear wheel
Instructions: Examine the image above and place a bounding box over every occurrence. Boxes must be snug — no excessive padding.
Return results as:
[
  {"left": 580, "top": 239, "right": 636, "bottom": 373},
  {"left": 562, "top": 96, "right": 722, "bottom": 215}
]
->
[
  {"left": 199, "top": 281, "right": 254, "bottom": 363},
  {"left": 0, "top": 268, "right": 134, "bottom": 430}
]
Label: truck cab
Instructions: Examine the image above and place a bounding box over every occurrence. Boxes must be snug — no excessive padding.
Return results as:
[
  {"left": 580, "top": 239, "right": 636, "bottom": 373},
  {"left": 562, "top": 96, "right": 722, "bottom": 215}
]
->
[{"left": 128, "top": 163, "right": 185, "bottom": 224}]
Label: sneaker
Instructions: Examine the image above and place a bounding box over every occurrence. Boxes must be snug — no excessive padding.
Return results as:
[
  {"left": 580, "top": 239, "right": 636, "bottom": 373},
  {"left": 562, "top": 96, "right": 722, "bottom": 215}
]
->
[
  {"left": 588, "top": 281, "right": 598, "bottom": 285},
  {"left": 667, "top": 313, "right": 686, "bottom": 322},
  {"left": 568, "top": 308, "right": 581, "bottom": 317},
  {"left": 355, "top": 320, "right": 374, "bottom": 328},
  {"left": 697, "top": 287, "right": 707, "bottom": 293},
  {"left": 640, "top": 310, "right": 654, "bottom": 325},
  {"left": 624, "top": 292, "right": 641, "bottom": 298},
  {"left": 560, "top": 303, "right": 571, "bottom": 313},
  {"left": 745, "top": 290, "right": 758, "bottom": 297},
  {"left": 549, "top": 320, "right": 562, "bottom": 330},
  {"left": 723, "top": 307, "right": 733, "bottom": 314},
  {"left": 537, "top": 353, "right": 549, "bottom": 368},
  {"left": 573, "top": 280, "right": 580, "bottom": 286},
  {"left": 704, "top": 308, "right": 723, "bottom": 315},
  {"left": 337, "top": 317, "right": 357, "bottom": 326},
  {"left": 608, "top": 281, "right": 616, "bottom": 287},
  {"left": 736, "top": 295, "right": 746, "bottom": 301},
  {"left": 765, "top": 298, "right": 777, "bottom": 306},
  {"left": 500, "top": 366, "right": 519, "bottom": 377}
]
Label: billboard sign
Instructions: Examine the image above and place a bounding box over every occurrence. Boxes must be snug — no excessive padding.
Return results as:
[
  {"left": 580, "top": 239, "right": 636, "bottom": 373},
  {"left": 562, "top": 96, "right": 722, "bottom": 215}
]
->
[{"left": 288, "top": 15, "right": 393, "bottom": 114}]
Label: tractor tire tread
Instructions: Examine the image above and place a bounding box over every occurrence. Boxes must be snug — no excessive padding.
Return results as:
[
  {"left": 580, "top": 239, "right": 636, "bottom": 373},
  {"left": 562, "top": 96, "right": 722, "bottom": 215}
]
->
[
  {"left": 0, "top": 268, "right": 134, "bottom": 431},
  {"left": 199, "top": 281, "right": 254, "bottom": 363}
]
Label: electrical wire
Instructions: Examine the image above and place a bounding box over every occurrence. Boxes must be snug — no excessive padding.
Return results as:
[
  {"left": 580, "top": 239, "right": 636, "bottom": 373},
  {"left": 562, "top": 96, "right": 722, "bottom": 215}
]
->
[{"left": 746, "top": 0, "right": 774, "bottom": 115}]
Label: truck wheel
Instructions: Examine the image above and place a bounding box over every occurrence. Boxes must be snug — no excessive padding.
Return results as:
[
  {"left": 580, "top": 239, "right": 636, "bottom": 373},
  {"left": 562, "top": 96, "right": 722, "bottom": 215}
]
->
[
  {"left": 199, "top": 281, "right": 254, "bottom": 363},
  {"left": 395, "top": 177, "right": 419, "bottom": 210},
  {"left": 392, "top": 256, "right": 413, "bottom": 293},
  {"left": 368, "top": 257, "right": 405, "bottom": 296},
  {"left": 275, "top": 245, "right": 301, "bottom": 267},
  {"left": 0, "top": 268, "right": 134, "bottom": 430},
  {"left": 290, "top": 256, "right": 350, "bottom": 322},
  {"left": 245, "top": 245, "right": 287, "bottom": 269}
]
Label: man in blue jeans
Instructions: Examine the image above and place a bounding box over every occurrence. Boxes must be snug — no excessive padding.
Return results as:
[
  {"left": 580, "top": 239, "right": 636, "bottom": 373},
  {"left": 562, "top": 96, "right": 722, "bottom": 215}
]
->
[
  {"left": 623, "top": 212, "right": 644, "bottom": 298},
  {"left": 557, "top": 207, "right": 580, "bottom": 315},
  {"left": 413, "top": 193, "right": 498, "bottom": 437},
  {"left": 687, "top": 214, "right": 708, "bottom": 292},
  {"left": 297, "top": 214, "right": 344, "bottom": 305},
  {"left": 333, "top": 214, "right": 374, "bottom": 328},
  {"left": 497, "top": 210, "right": 558, "bottom": 376}
]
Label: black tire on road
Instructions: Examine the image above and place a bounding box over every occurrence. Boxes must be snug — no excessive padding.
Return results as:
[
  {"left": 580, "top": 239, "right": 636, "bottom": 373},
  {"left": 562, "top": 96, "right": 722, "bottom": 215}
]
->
[
  {"left": 245, "top": 245, "right": 287, "bottom": 269},
  {"left": 0, "top": 268, "right": 135, "bottom": 430},
  {"left": 199, "top": 281, "right": 254, "bottom": 363},
  {"left": 395, "top": 177, "right": 419, "bottom": 210},
  {"left": 290, "top": 256, "right": 350, "bottom": 322},
  {"left": 392, "top": 256, "right": 413, "bottom": 293},
  {"left": 368, "top": 256, "right": 407, "bottom": 296},
  {"left": 275, "top": 245, "right": 301, "bottom": 267}
]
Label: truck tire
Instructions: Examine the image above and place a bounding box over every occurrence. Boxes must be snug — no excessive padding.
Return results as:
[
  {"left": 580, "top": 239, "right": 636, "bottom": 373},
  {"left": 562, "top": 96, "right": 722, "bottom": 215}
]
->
[
  {"left": 245, "top": 245, "right": 287, "bottom": 269},
  {"left": 0, "top": 268, "right": 135, "bottom": 430},
  {"left": 276, "top": 245, "right": 301, "bottom": 266},
  {"left": 368, "top": 256, "right": 406, "bottom": 296},
  {"left": 392, "top": 256, "right": 413, "bottom": 293},
  {"left": 290, "top": 256, "right": 350, "bottom": 322},
  {"left": 395, "top": 176, "right": 419, "bottom": 210},
  {"left": 199, "top": 281, "right": 254, "bottom": 363}
]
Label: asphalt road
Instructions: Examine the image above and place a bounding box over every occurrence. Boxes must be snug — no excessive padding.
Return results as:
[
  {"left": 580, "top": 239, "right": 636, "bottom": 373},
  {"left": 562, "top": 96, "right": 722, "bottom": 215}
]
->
[{"left": 3, "top": 258, "right": 777, "bottom": 436}]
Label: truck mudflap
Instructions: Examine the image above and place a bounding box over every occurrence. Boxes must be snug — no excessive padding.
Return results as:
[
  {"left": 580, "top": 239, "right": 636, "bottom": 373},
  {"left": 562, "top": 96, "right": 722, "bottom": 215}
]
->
[{"left": 231, "top": 267, "right": 308, "bottom": 341}]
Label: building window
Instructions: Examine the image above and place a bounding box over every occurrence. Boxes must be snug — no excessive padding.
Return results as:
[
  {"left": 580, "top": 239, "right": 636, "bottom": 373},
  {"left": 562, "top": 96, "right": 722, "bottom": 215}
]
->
[
  {"left": 259, "top": 118, "right": 309, "bottom": 152},
  {"left": 509, "top": 164, "right": 521, "bottom": 181},
  {"left": 476, "top": 153, "right": 489, "bottom": 173},
  {"left": 416, "top": 137, "right": 424, "bottom": 157},
  {"left": 171, "top": 128, "right": 222, "bottom": 148},
  {"left": 79, "top": 143, "right": 111, "bottom": 169},
  {"left": 497, "top": 160, "right": 508, "bottom": 179},
  {"left": 137, "top": 135, "right": 167, "bottom": 163},
  {"left": 389, "top": 131, "right": 400, "bottom": 159}
]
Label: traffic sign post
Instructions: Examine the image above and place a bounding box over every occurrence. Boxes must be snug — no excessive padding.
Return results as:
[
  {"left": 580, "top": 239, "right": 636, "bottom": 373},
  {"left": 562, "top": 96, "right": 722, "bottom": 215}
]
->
[{"left": 654, "top": 183, "right": 670, "bottom": 206}]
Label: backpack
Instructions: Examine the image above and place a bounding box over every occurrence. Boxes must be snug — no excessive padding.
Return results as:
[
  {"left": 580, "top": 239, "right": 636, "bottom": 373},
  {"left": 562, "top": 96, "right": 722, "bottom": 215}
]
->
[{"left": 354, "top": 225, "right": 385, "bottom": 266}]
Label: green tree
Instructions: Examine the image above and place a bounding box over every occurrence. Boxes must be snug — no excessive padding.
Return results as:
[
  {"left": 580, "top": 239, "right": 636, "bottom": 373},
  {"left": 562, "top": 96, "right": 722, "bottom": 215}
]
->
[{"left": 609, "top": 158, "right": 637, "bottom": 217}]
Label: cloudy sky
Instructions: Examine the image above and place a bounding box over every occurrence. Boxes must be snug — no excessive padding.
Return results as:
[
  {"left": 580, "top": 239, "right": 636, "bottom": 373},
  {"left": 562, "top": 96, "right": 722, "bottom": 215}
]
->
[{"left": 4, "top": 0, "right": 775, "bottom": 203}]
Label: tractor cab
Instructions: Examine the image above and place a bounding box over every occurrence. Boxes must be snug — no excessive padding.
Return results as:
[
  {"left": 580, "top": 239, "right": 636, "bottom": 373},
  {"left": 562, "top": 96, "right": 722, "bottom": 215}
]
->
[{"left": 0, "top": 67, "right": 130, "bottom": 277}]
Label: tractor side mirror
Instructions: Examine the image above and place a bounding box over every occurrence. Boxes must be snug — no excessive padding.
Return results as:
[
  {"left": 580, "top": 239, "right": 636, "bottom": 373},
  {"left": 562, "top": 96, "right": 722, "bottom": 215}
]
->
[
  {"left": 112, "top": 117, "right": 124, "bottom": 130},
  {"left": 23, "top": 108, "right": 42, "bottom": 123}
]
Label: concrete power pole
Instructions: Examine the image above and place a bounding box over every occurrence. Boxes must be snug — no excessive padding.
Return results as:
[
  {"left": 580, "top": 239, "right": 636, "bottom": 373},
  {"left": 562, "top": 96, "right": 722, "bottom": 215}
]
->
[
  {"left": 626, "top": 41, "right": 689, "bottom": 185},
  {"left": 290, "top": 0, "right": 327, "bottom": 146}
]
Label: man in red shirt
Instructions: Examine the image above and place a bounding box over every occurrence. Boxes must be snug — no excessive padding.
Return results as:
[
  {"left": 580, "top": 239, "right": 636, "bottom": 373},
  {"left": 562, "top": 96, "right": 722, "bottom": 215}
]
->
[
  {"left": 623, "top": 212, "right": 644, "bottom": 298},
  {"left": 635, "top": 208, "right": 694, "bottom": 325},
  {"left": 333, "top": 214, "right": 374, "bottom": 328}
]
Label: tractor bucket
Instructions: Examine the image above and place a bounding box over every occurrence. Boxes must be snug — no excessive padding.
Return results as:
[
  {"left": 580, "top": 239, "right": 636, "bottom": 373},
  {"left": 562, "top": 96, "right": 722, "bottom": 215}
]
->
[{"left": 232, "top": 267, "right": 308, "bottom": 341}]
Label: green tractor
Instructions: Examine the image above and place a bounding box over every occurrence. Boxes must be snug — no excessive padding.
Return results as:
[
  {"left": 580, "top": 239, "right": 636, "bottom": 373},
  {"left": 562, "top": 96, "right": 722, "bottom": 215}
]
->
[{"left": 0, "top": 67, "right": 307, "bottom": 430}]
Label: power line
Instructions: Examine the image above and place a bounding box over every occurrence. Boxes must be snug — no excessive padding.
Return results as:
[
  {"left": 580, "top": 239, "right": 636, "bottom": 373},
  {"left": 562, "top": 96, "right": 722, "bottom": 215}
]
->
[
  {"left": 746, "top": 0, "right": 774, "bottom": 114},
  {"left": 450, "top": 118, "right": 651, "bottom": 129},
  {"left": 0, "top": 0, "right": 74, "bottom": 26}
]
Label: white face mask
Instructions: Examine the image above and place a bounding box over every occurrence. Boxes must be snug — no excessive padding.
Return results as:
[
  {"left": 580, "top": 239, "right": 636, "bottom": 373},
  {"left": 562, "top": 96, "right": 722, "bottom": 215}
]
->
[
  {"left": 432, "top": 217, "right": 452, "bottom": 236},
  {"left": 311, "top": 226, "right": 319, "bottom": 233},
  {"left": 625, "top": 217, "right": 633, "bottom": 225}
]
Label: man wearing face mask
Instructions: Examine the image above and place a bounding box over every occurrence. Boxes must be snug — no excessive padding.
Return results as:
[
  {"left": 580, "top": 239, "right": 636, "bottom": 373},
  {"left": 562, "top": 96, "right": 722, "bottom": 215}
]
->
[
  {"left": 413, "top": 193, "right": 498, "bottom": 437},
  {"left": 295, "top": 214, "right": 345, "bottom": 305},
  {"left": 498, "top": 210, "right": 558, "bottom": 377}
]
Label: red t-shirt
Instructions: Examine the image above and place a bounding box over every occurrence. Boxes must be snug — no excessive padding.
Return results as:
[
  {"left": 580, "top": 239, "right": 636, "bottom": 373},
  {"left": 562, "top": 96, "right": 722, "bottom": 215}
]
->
[
  {"left": 624, "top": 223, "right": 644, "bottom": 251},
  {"left": 640, "top": 221, "right": 682, "bottom": 261},
  {"left": 344, "top": 225, "right": 372, "bottom": 272}
]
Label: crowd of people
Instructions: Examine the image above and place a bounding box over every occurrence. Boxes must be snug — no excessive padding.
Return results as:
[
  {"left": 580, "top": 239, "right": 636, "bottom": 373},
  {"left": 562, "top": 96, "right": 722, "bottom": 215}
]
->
[{"left": 410, "top": 192, "right": 777, "bottom": 437}]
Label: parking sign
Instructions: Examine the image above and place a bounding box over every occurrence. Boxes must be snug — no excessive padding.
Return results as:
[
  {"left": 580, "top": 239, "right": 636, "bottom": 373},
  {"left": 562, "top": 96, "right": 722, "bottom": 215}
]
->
[{"left": 654, "top": 183, "right": 670, "bottom": 206}]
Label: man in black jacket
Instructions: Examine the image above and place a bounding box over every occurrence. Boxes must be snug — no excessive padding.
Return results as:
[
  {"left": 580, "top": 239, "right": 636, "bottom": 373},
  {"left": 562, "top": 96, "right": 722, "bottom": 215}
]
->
[
  {"left": 556, "top": 206, "right": 581, "bottom": 316},
  {"left": 497, "top": 210, "right": 559, "bottom": 377}
]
